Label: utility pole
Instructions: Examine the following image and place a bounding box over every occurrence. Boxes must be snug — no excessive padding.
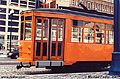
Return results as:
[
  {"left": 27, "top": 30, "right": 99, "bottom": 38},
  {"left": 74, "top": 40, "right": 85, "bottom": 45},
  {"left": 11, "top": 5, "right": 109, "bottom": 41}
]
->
[{"left": 109, "top": 0, "right": 120, "bottom": 75}]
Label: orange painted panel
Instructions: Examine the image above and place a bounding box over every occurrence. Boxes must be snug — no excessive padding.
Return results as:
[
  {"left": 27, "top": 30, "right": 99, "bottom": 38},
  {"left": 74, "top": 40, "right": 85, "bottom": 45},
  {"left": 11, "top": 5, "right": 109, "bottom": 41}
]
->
[
  {"left": 64, "top": 43, "right": 113, "bottom": 65},
  {"left": 17, "top": 41, "right": 33, "bottom": 62}
]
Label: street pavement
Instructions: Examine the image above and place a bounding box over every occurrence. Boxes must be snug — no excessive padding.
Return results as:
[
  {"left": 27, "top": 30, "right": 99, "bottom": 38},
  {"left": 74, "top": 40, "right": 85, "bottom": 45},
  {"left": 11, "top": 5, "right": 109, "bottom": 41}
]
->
[{"left": 0, "top": 57, "right": 120, "bottom": 79}]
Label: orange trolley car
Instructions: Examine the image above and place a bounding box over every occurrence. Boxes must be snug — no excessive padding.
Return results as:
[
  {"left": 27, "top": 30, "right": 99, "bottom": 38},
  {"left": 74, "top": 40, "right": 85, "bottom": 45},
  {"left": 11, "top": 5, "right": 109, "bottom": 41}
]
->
[{"left": 17, "top": 7, "right": 114, "bottom": 70}]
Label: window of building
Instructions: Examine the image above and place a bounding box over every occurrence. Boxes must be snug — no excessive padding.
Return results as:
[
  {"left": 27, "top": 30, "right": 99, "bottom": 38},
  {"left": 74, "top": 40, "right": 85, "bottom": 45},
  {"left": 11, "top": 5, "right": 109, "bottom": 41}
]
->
[
  {"left": 9, "top": 9, "right": 19, "bottom": 14},
  {"left": 105, "top": 5, "right": 107, "bottom": 12},
  {"left": 7, "top": 35, "right": 18, "bottom": 40},
  {"left": 95, "top": 3, "right": 97, "bottom": 10},
  {"left": 0, "top": 20, "right": 6, "bottom": 25},
  {"left": 103, "top": 5, "right": 104, "bottom": 11},
  {"left": 86, "top": 1, "right": 87, "bottom": 7},
  {"left": 11, "top": 0, "right": 18, "bottom": 3},
  {"left": 0, "top": 0, "right": 7, "bottom": 5},
  {"left": 8, "top": 21, "right": 19, "bottom": 26},
  {"left": 29, "top": 0, "right": 35, "bottom": 1},
  {"left": 93, "top": 2, "right": 95, "bottom": 9},
  {"left": 91, "top": 2, "right": 93, "bottom": 9},
  {"left": 88, "top": 2, "right": 90, "bottom": 9},
  {"left": 29, "top": 2, "right": 35, "bottom": 5},
  {"left": 71, "top": 20, "right": 83, "bottom": 42},
  {"left": 25, "top": 22, "right": 32, "bottom": 40},
  {"left": 0, "top": 14, "right": 6, "bottom": 19},
  {"left": 100, "top": 4, "right": 102, "bottom": 11},
  {"left": 20, "top": 0, "right": 27, "bottom": 7},
  {"left": 0, "top": 8, "right": 6, "bottom": 13},
  {"left": 0, "top": 35, "right": 4, "bottom": 39},
  {"left": 8, "top": 28, "right": 18, "bottom": 32},
  {"left": 0, "top": 27, "right": 5, "bottom": 32},
  {"left": 107, "top": 6, "right": 109, "bottom": 12},
  {"left": 29, "top": 6, "right": 35, "bottom": 8},
  {"left": 98, "top": 4, "right": 100, "bottom": 10},
  {"left": 8, "top": 15, "right": 19, "bottom": 20}
]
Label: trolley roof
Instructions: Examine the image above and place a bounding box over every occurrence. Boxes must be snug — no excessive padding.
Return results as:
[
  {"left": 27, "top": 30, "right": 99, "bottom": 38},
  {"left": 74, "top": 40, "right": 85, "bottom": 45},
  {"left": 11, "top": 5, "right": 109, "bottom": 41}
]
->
[{"left": 21, "top": 7, "right": 113, "bottom": 21}]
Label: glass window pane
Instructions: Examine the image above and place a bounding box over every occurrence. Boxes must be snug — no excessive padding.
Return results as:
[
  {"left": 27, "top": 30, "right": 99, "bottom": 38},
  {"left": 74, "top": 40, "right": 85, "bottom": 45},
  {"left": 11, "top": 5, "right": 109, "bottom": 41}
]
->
[
  {"left": 21, "top": 16, "right": 24, "bottom": 21},
  {"left": 84, "top": 21, "right": 94, "bottom": 28},
  {"left": 0, "top": 20, "right": 6, "bottom": 25},
  {"left": 43, "top": 43, "right": 47, "bottom": 56},
  {"left": 58, "top": 20, "right": 63, "bottom": 27},
  {"left": 72, "top": 20, "right": 83, "bottom": 26},
  {"left": 52, "top": 43, "right": 56, "bottom": 56},
  {"left": 0, "top": 27, "right": 5, "bottom": 32},
  {"left": 43, "top": 27, "right": 47, "bottom": 40},
  {"left": 43, "top": 20, "right": 48, "bottom": 26},
  {"left": 25, "top": 16, "right": 32, "bottom": 20},
  {"left": 36, "top": 42, "right": 41, "bottom": 56},
  {"left": 37, "top": 19, "right": 42, "bottom": 26},
  {"left": 52, "top": 28, "right": 56, "bottom": 41},
  {"left": 21, "top": 23, "right": 24, "bottom": 40},
  {"left": 71, "top": 27, "right": 83, "bottom": 42},
  {"left": 25, "top": 22, "right": 32, "bottom": 40},
  {"left": 8, "top": 21, "right": 19, "bottom": 26},
  {"left": 0, "top": 0, "right": 7, "bottom": 5},
  {"left": 107, "top": 24, "right": 114, "bottom": 30},
  {"left": 9, "top": 15, "right": 19, "bottom": 20},
  {"left": 96, "top": 29, "right": 105, "bottom": 44},
  {"left": 8, "top": 28, "right": 18, "bottom": 32},
  {"left": 106, "top": 31, "right": 114, "bottom": 44},
  {"left": 96, "top": 23, "right": 105, "bottom": 29},
  {"left": 0, "top": 14, "right": 6, "bottom": 19},
  {"left": 84, "top": 28, "right": 94, "bottom": 43},
  {"left": 52, "top": 20, "right": 57, "bottom": 26},
  {"left": 58, "top": 28, "right": 63, "bottom": 41},
  {"left": 58, "top": 43, "right": 62, "bottom": 56},
  {"left": 0, "top": 8, "right": 6, "bottom": 13},
  {"left": 36, "top": 27, "right": 41, "bottom": 40}
]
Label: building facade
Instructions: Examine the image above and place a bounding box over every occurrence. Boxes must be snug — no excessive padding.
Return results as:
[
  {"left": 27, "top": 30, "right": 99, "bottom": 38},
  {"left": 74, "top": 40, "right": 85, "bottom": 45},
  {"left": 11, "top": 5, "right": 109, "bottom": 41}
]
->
[
  {"left": 42, "top": 0, "right": 114, "bottom": 14},
  {"left": 0, "top": 0, "right": 36, "bottom": 50}
]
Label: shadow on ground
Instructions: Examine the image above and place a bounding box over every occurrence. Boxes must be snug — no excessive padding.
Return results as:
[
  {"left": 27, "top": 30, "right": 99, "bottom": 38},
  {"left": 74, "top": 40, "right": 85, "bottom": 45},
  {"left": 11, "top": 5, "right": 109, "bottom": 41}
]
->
[{"left": 24, "top": 66, "right": 109, "bottom": 75}]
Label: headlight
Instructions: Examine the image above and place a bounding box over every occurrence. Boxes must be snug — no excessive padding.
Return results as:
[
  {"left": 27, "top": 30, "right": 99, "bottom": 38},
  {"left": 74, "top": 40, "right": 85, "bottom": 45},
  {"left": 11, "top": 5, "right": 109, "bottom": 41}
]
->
[{"left": 9, "top": 53, "right": 13, "bottom": 55}]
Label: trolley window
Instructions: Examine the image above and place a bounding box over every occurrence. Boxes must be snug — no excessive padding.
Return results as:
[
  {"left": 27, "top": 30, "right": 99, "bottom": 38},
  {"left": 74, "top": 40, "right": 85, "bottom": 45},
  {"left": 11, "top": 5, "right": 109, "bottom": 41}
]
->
[
  {"left": 25, "top": 21, "right": 32, "bottom": 40},
  {"left": 20, "top": 22, "right": 24, "bottom": 40},
  {"left": 71, "top": 20, "right": 83, "bottom": 42},
  {"left": 84, "top": 21, "right": 94, "bottom": 43},
  {"left": 96, "top": 23, "right": 105, "bottom": 44},
  {"left": 106, "top": 24, "right": 114, "bottom": 44}
]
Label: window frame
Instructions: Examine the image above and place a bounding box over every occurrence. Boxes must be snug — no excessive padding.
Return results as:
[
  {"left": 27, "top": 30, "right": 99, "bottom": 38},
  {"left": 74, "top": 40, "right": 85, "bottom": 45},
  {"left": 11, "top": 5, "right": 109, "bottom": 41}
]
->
[
  {"left": 71, "top": 19, "right": 113, "bottom": 45},
  {"left": 71, "top": 19, "right": 84, "bottom": 43},
  {"left": 20, "top": 15, "right": 32, "bottom": 41}
]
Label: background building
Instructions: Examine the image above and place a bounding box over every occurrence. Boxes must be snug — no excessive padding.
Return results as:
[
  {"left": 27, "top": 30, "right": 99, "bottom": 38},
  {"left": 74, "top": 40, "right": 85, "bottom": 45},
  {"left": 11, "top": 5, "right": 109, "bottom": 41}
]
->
[
  {"left": 42, "top": 0, "right": 114, "bottom": 14},
  {"left": 0, "top": 0, "right": 36, "bottom": 51}
]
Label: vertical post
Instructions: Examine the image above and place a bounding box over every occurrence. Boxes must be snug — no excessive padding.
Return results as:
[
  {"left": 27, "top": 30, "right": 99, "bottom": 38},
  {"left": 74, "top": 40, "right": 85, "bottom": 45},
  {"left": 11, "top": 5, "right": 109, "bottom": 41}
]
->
[
  {"left": 47, "top": 18, "right": 52, "bottom": 60},
  {"left": 109, "top": 0, "right": 120, "bottom": 75},
  {"left": 10, "top": 14, "right": 13, "bottom": 53}
]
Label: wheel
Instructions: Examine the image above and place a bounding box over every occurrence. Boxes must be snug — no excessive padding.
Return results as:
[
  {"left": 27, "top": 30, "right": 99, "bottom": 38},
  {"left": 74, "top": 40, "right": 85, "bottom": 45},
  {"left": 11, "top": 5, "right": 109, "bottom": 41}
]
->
[{"left": 15, "top": 54, "right": 19, "bottom": 59}]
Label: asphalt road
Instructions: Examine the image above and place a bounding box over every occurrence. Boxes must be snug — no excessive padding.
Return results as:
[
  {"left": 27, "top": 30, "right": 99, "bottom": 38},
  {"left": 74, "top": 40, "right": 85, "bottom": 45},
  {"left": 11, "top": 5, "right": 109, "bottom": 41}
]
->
[{"left": 0, "top": 57, "right": 119, "bottom": 79}]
